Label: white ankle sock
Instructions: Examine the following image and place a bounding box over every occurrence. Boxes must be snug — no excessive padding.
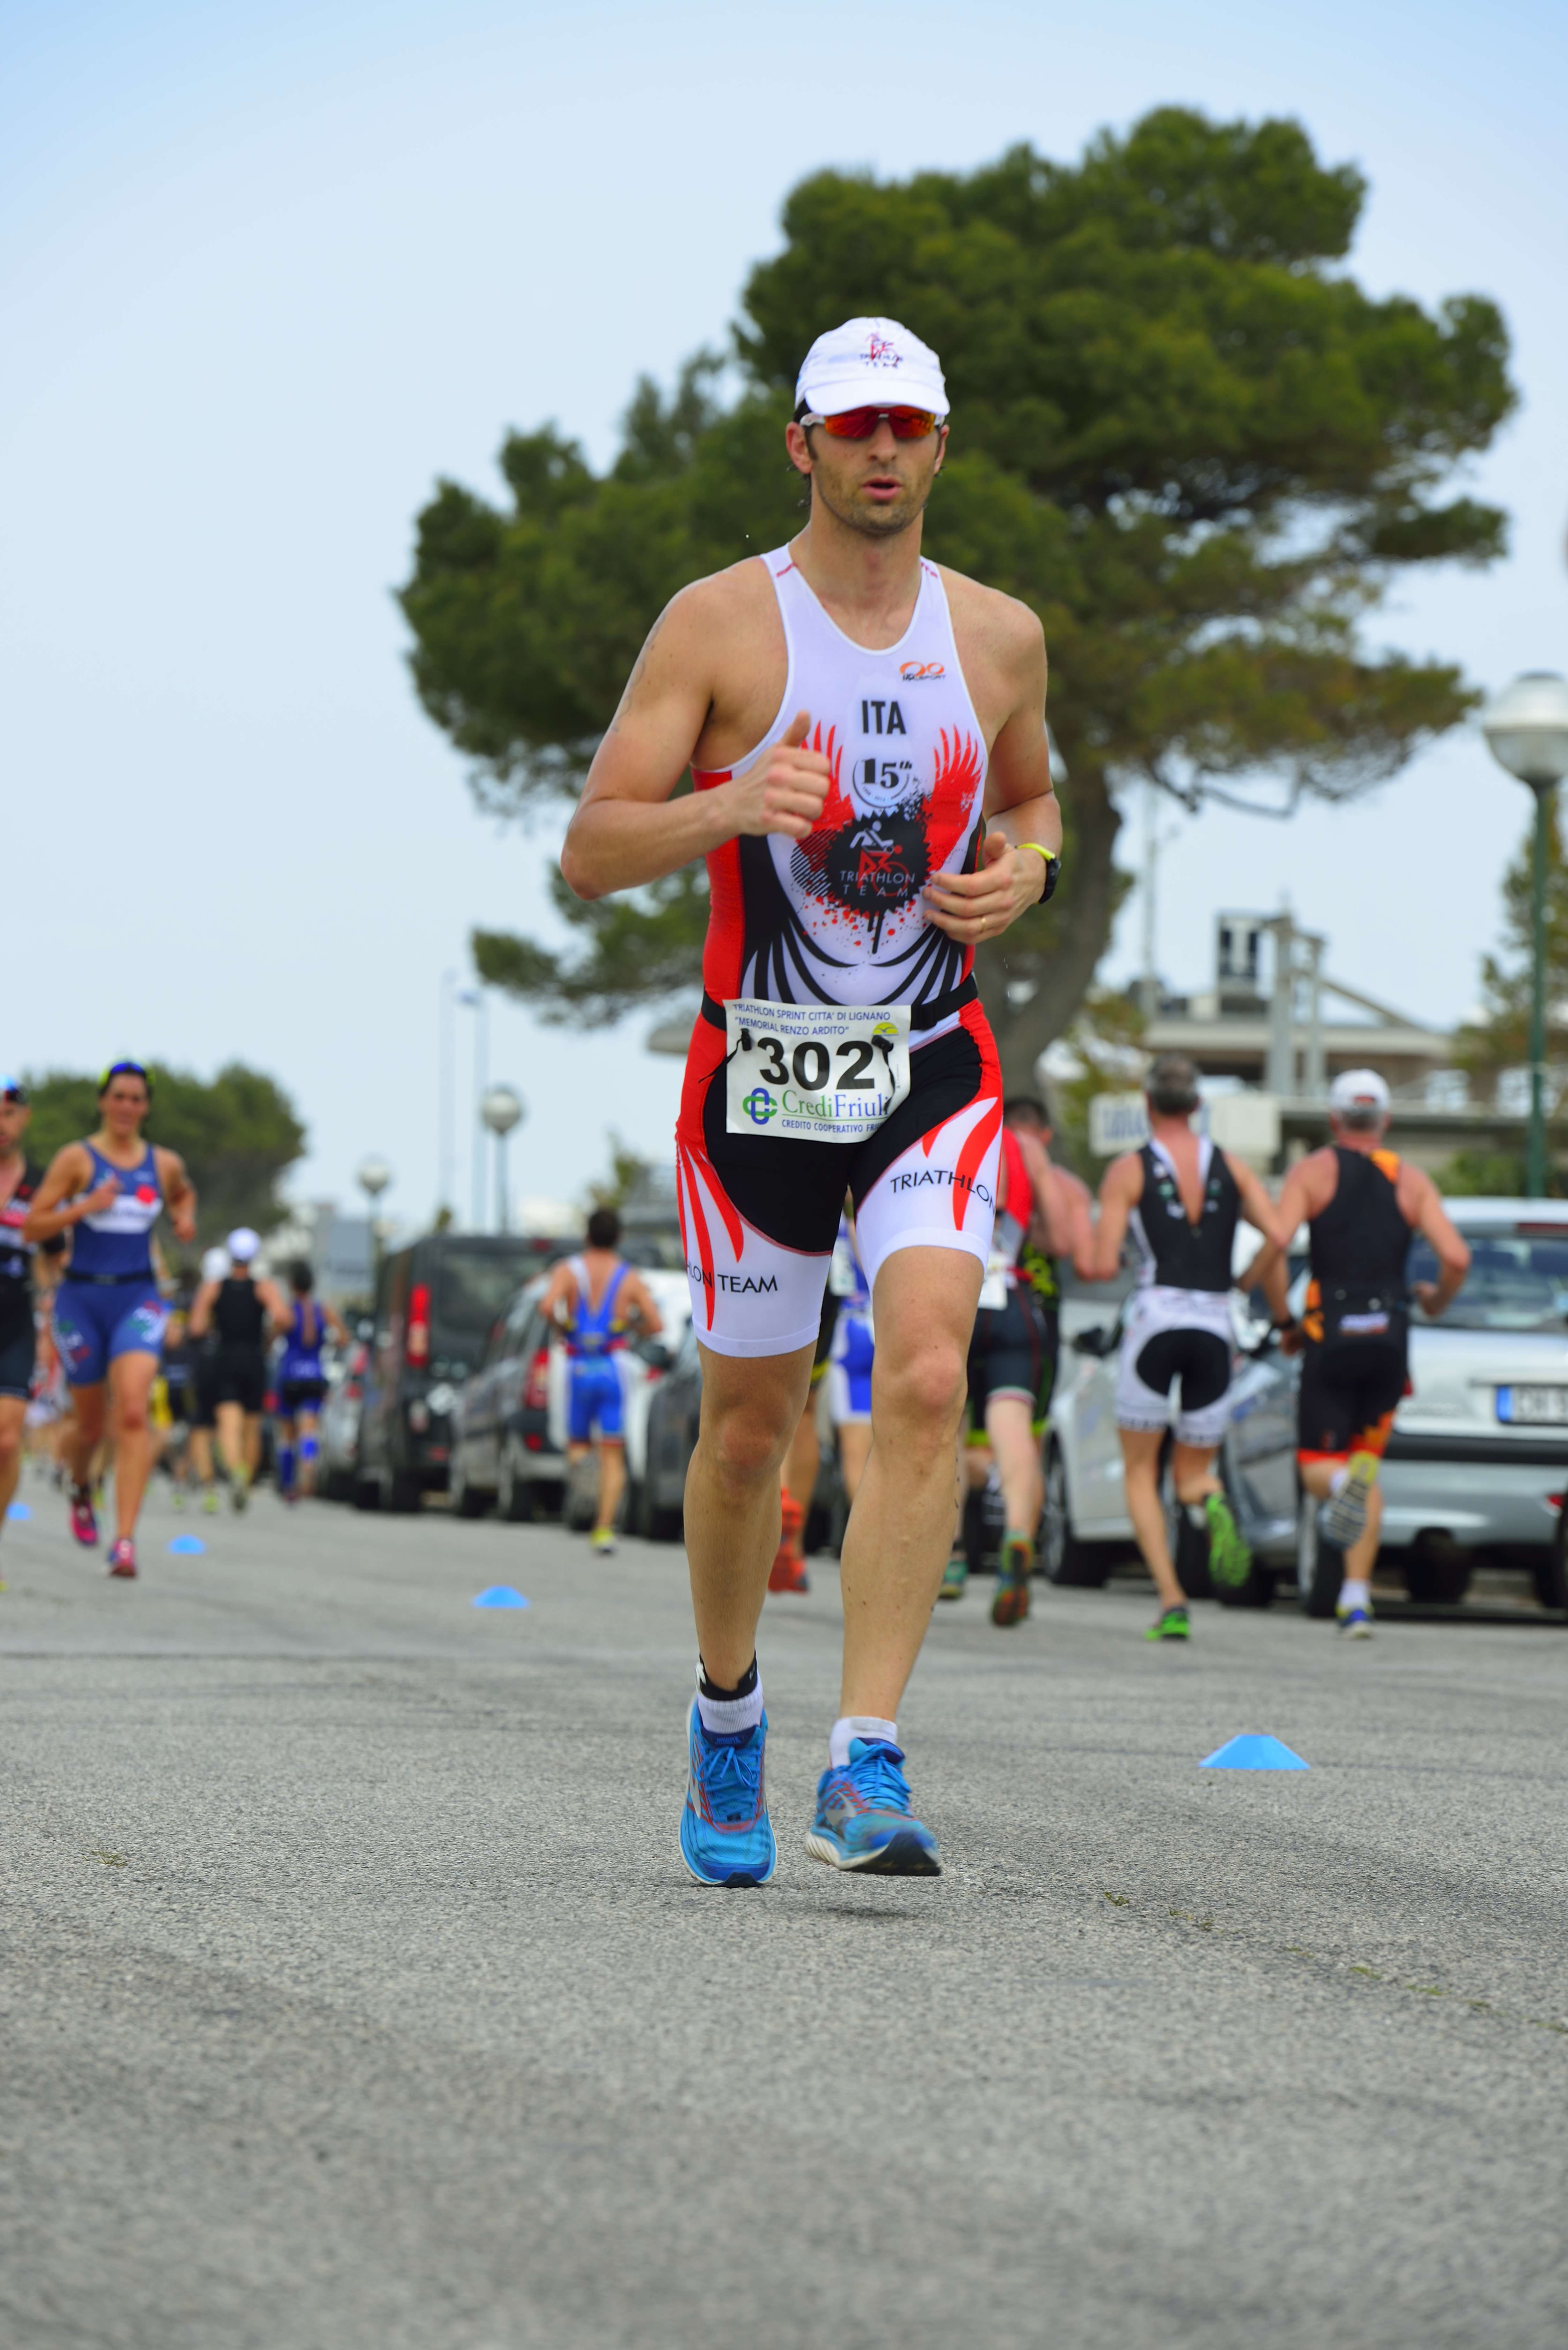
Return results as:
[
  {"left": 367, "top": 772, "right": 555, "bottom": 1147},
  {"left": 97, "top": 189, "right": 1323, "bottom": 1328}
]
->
[
  {"left": 695, "top": 1663, "right": 763, "bottom": 1737},
  {"left": 1340, "top": 1577, "right": 1370, "bottom": 1612},
  {"left": 829, "top": 1715, "right": 897, "bottom": 1769}
]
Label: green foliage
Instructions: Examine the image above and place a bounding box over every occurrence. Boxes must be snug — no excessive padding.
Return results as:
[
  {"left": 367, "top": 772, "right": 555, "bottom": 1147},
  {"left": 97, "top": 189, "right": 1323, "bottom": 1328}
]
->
[
  {"left": 1437, "top": 1148, "right": 1533, "bottom": 1198},
  {"left": 23, "top": 1063, "right": 306, "bottom": 1253},
  {"left": 1041, "top": 989, "right": 1150, "bottom": 1180},
  {"left": 400, "top": 107, "right": 1514, "bottom": 1081},
  {"left": 588, "top": 1130, "right": 653, "bottom": 1212},
  {"left": 1455, "top": 793, "right": 1568, "bottom": 1093}
]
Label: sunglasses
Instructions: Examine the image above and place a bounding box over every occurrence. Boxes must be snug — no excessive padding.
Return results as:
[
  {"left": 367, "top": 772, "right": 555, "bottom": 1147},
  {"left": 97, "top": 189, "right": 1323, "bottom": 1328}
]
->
[{"left": 802, "top": 405, "right": 941, "bottom": 441}]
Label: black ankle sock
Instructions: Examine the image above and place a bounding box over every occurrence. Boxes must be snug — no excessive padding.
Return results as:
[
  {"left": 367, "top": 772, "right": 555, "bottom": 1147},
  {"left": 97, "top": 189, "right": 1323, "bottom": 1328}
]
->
[{"left": 698, "top": 1654, "right": 758, "bottom": 1704}]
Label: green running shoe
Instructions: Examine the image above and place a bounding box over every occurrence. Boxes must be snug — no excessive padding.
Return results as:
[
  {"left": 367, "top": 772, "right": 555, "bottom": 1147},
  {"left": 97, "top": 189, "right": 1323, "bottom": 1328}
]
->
[
  {"left": 991, "top": 1533, "right": 1033, "bottom": 1627},
  {"left": 938, "top": 1553, "right": 968, "bottom": 1602},
  {"left": 1204, "top": 1491, "right": 1252, "bottom": 1590},
  {"left": 1146, "top": 1604, "right": 1190, "bottom": 1641}
]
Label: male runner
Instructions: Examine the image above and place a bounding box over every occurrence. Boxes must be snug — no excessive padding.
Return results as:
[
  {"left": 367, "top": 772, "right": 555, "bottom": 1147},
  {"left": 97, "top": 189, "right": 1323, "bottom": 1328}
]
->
[
  {"left": 25, "top": 1063, "right": 198, "bottom": 1577},
  {"left": 561, "top": 315, "right": 1061, "bottom": 1881},
  {"left": 273, "top": 1262, "right": 347, "bottom": 1500},
  {"left": 189, "top": 1230, "right": 290, "bottom": 1510},
  {"left": 539, "top": 1207, "right": 663, "bottom": 1555},
  {"left": 1077, "top": 1053, "right": 1287, "bottom": 1639},
  {"left": 957, "top": 1116, "right": 1089, "bottom": 1624},
  {"left": 187, "top": 1245, "right": 228, "bottom": 1509},
  {"left": 1246, "top": 1069, "right": 1470, "bottom": 1636},
  {"left": 0, "top": 1079, "right": 67, "bottom": 1565}
]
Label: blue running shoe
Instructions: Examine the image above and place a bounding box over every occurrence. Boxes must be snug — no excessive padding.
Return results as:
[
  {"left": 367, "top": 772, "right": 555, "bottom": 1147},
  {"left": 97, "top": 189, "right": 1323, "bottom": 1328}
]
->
[
  {"left": 679, "top": 1701, "right": 776, "bottom": 1887},
  {"left": 805, "top": 1740, "right": 941, "bottom": 1876}
]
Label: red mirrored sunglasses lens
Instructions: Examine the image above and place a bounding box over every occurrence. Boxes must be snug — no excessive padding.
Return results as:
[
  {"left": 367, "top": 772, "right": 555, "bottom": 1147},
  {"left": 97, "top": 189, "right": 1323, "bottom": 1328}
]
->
[{"left": 819, "top": 406, "right": 939, "bottom": 440}]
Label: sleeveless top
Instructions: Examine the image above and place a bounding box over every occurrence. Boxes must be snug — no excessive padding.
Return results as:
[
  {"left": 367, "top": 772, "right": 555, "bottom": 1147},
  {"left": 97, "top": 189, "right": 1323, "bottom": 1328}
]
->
[
  {"left": 65, "top": 1142, "right": 162, "bottom": 1281},
  {"left": 1308, "top": 1148, "right": 1410, "bottom": 1297},
  {"left": 1128, "top": 1139, "right": 1240, "bottom": 1297},
  {"left": 693, "top": 550, "right": 988, "bottom": 1039},
  {"left": 563, "top": 1256, "right": 629, "bottom": 1358},
  {"left": 279, "top": 1297, "right": 326, "bottom": 1380},
  {"left": 214, "top": 1276, "right": 267, "bottom": 1348},
  {"left": 1, "top": 1160, "right": 51, "bottom": 1299}
]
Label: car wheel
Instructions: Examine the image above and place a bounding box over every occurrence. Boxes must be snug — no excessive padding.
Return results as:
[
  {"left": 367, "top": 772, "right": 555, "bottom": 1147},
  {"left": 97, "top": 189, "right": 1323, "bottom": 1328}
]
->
[
  {"left": 1532, "top": 1516, "right": 1568, "bottom": 1614},
  {"left": 497, "top": 1440, "right": 531, "bottom": 1524},
  {"left": 1297, "top": 1487, "right": 1341, "bottom": 1617},
  {"left": 450, "top": 1452, "right": 488, "bottom": 1520},
  {"left": 636, "top": 1476, "right": 683, "bottom": 1543},
  {"left": 387, "top": 1464, "right": 423, "bottom": 1513},
  {"left": 1040, "top": 1444, "right": 1110, "bottom": 1587},
  {"left": 1403, "top": 1537, "right": 1471, "bottom": 1606}
]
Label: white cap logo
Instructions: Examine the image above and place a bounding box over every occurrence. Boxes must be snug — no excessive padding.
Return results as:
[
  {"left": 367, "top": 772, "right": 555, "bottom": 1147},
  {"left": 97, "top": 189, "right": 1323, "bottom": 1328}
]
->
[{"left": 795, "top": 315, "right": 948, "bottom": 420}]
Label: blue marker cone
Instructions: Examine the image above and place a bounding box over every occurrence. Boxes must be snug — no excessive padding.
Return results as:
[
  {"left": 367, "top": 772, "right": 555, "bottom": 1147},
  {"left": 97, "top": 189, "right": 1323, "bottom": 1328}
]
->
[
  {"left": 1201, "top": 1733, "right": 1309, "bottom": 1770},
  {"left": 6, "top": 1501, "right": 31, "bottom": 1522},
  {"left": 473, "top": 1585, "right": 529, "bottom": 1610},
  {"left": 168, "top": 1535, "right": 207, "bottom": 1555}
]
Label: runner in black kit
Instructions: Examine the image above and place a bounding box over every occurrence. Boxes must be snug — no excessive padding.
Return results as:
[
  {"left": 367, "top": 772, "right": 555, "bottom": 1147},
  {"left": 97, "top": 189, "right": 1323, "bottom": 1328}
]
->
[
  {"left": 0, "top": 1079, "right": 67, "bottom": 1567},
  {"left": 1246, "top": 1069, "right": 1470, "bottom": 1636},
  {"left": 189, "top": 1229, "right": 290, "bottom": 1511},
  {"left": 1077, "top": 1054, "right": 1287, "bottom": 1638}
]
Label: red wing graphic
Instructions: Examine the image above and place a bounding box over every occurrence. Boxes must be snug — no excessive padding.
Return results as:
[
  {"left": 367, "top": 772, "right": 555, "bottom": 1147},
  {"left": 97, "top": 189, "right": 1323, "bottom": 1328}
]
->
[
  {"left": 923, "top": 729, "right": 985, "bottom": 870},
  {"left": 792, "top": 726, "right": 849, "bottom": 886}
]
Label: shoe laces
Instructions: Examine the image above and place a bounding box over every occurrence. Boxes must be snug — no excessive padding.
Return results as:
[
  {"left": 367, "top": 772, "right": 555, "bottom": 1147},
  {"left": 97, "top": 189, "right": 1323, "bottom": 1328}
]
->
[
  {"left": 697, "top": 1730, "right": 762, "bottom": 1823},
  {"left": 844, "top": 1741, "right": 910, "bottom": 1814}
]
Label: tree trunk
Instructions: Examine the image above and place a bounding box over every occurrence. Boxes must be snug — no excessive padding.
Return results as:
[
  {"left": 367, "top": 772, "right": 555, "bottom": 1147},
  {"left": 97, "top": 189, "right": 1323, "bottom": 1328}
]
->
[{"left": 975, "top": 761, "right": 1125, "bottom": 1092}]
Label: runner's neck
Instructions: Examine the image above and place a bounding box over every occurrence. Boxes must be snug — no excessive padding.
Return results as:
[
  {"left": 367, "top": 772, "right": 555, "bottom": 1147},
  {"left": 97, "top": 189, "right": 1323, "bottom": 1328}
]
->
[{"left": 787, "top": 518, "right": 928, "bottom": 651}]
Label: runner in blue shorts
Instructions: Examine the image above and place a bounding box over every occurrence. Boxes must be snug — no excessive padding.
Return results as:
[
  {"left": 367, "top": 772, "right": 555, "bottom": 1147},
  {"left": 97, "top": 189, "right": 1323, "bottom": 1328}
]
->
[
  {"left": 539, "top": 1207, "right": 663, "bottom": 1556},
  {"left": 273, "top": 1261, "right": 347, "bottom": 1501},
  {"left": 26, "top": 1062, "right": 198, "bottom": 1578}
]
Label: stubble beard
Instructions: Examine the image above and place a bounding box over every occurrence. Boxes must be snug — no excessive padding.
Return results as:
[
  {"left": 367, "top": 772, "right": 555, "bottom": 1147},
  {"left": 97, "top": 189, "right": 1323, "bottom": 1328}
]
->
[{"left": 810, "top": 455, "right": 938, "bottom": 541}]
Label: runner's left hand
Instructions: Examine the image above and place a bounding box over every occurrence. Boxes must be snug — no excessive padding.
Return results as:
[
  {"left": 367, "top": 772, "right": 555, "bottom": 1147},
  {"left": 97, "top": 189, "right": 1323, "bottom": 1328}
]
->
[{"left": 923, "top": 831, "right": 1048, "bottom": 944}]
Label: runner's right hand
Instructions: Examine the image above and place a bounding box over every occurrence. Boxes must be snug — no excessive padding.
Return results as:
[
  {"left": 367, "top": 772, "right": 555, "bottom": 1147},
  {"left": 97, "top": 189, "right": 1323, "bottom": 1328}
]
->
[
  {"left": 726, "top": 712, "right": 830, "bottom": 840},
  {"left": 78, "top": 1179, "right": 120, "bottom": 1219}
]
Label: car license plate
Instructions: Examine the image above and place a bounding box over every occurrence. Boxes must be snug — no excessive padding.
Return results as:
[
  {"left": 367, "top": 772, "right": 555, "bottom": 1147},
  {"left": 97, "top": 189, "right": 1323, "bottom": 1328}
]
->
[{"left": 1496, "top": 1385, "right": 1568, "bottom": 1425}]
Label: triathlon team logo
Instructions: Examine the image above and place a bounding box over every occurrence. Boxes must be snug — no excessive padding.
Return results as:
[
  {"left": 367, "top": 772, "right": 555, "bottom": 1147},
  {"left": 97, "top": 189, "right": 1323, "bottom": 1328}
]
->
[{"left": 742, "top": 1087, "right": 778, "bottom": 1127}]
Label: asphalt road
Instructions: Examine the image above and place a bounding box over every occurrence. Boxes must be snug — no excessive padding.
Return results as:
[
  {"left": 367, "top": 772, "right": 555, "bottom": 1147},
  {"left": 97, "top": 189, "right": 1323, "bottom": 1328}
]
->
[{"left": 3, "top": 1474, "right": 1567, "bottom": 2350}]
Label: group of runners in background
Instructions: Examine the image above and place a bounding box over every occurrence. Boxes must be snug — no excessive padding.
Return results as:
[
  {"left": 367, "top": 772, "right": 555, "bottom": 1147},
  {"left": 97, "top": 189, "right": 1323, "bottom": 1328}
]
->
[{"left": 0, "top": 1062, "right": 345, "bottom": 1581}]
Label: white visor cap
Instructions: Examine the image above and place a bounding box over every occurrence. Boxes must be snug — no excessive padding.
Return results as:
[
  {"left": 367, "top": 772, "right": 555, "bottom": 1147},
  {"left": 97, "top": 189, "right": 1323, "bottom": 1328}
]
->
[
  {"left": 795, "top": 316, "right": 948, "bottom": 422},
  {"left": 227, "top": 1226, "right": 261, "bottom": 1263},
  {"left": 1329, "top": 1068, "right": 1391, "bottom": 1117}
]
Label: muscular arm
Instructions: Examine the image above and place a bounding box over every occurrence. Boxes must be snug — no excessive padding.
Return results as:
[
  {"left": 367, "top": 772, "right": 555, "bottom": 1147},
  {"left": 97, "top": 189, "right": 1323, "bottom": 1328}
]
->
[
  {"left": 1014, "top": 1130, "right": 1091, "bottom": 1260},
  {"left": 22, "top": 1143, "right": 107, "bottom": 1243},
  {"left": 559, "top": 575, "right": 831, "bottom": 902},
  {"left": 1075, "top": 1153, "right": 1142, "bottom": 1283},
  {"left": 1241, "top": 1153, "right": 1336, "bottom": 1321},
  {"left": 1404, "top": 1170, "right": 1471, "bottom": 1316},
  {"left": 154, "top": 1148, "right": 198, "bottom": 1246},
  {"left": 1226, "top": 1157, "right": 1291, "bottom": 1258},
  {"left": 539, "top": 1265, "right": 577, "bottom": 1329},
  {"left": 622, "top": 1272, "right": 664, "bottom": 1338},
  {"left": 188, "top": 1278, "right": 219, "bottom": 1340}
]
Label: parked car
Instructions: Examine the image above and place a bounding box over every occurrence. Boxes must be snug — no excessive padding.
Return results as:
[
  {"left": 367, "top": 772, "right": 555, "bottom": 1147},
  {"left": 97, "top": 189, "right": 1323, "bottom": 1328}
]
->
[
  {"left": 640, "top": 1316, "right": 843, "bottom": 1547},
  {"left": 449, "top": 1275, "right": 567, "bottom": 1521},
  {"left": 355, "top": 1235, "right": 559, "bottom": 1510}
]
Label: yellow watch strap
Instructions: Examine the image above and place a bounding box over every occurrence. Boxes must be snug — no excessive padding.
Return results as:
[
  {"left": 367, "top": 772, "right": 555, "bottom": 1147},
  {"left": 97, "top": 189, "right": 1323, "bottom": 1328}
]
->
[{"left": 1017, "top": 843, "right": 1057, "bottom": 865}]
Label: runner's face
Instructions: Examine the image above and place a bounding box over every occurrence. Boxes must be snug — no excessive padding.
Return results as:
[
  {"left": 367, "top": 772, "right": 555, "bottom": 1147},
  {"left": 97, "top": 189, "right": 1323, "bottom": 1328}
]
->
[
  {"left": 101, "top": 1077, "right": 149, "bottom": 1138},
  {"left": 787, "top": 413, "right": 946, "bottom": 539},
  {"left": 0, "top": 1100, "right": 27, "bottom": 1154}
]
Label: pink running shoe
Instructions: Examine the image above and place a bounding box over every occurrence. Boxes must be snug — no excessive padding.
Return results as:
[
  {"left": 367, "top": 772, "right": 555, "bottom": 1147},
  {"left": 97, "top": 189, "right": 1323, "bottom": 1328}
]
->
[
  {"left": 69, "top": 1487, "right": 99, "bottom": 1547},
  {"left": 107, "top": 1539, "right": 137, "bottom": 1579}
]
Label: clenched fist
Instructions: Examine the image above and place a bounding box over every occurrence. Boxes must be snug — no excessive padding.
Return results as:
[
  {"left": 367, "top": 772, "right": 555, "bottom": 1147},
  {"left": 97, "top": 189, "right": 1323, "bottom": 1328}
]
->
[{"left": 726, "top": 711, "right": 831, "bottom": 841}]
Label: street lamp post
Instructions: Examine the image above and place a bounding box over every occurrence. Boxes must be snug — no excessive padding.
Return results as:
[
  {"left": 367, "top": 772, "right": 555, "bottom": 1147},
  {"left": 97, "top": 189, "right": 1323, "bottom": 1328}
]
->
[
  {"left": 357, "top": 1154, "right": 393, "bottom": 1291},
  {"left": 479, "top": 1087, "right": 524, "bottom": 1233},
  {"left": 1480, "top": 674, "right": 1568, "bottom": 1198}
]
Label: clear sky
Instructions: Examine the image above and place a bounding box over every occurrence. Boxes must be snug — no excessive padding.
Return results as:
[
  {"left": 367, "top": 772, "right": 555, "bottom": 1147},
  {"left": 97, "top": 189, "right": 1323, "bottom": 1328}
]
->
[{"left": 4, "top": 0, "right": 1565, "bottom": 1231}]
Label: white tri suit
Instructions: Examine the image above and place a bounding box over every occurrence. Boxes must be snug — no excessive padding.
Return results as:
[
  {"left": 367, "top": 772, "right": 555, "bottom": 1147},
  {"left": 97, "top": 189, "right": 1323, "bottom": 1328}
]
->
[
  {"left": 1114, "top": 1138, "right": 1241, "bottom": 1450},
  {"left": 677, "top": 548, "right": 1004, "bottom": 1358}
]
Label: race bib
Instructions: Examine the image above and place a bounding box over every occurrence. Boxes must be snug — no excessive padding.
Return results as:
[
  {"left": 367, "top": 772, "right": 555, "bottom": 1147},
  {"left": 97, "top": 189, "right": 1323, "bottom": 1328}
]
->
[{"left": 725, "top": 1000, "right": 911, "bottom": 1143}]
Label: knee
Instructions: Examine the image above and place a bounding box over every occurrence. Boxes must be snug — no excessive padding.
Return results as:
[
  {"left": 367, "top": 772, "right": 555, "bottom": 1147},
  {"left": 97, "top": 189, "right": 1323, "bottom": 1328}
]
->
[
  {"left": 117, "top": 1398, "right": 150, "bottom": 1437},
  {"left": 0, "top": 1425, "right": 19, "bottom": 1469},
  {"left": 880, "top": 1340, "right": 969, "bottom": 1437},
  {"left": 703, "top": 1399, "right": 795, "bottom": 1490}
]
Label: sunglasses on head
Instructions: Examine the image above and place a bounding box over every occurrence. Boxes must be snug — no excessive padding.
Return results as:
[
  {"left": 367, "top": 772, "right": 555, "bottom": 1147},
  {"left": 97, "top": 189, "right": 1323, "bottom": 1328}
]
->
[{"left": 801, "top": 405, "right": 941, "bottom": 441}]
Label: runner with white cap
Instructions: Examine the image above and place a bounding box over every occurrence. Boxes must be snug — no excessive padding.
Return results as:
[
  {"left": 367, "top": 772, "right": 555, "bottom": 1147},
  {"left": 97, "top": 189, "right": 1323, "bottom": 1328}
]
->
[
  {"left": 24, "top": 1061, "right": 198, "bottom": 1577},
  {"left": 561, "top": 313, "right": 1062, "bottom": 1881},
  {"left": 188, "top": 1229, "right": 290, "bottom": 1511},
  {"left": 1246, "top": 1068, "right": 1470, "bottom": 1635}
]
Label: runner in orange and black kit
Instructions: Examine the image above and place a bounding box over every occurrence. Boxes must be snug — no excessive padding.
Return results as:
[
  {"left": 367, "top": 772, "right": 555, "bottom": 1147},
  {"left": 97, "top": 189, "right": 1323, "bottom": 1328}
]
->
[{"left": 1248, "top": 1069, "right": 1470, "bottom": 1637}]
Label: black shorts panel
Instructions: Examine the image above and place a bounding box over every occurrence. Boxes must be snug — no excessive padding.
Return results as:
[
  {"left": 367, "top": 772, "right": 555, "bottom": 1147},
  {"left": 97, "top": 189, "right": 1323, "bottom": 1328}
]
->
[
  {"left": 967, "top": 1289, "right": 1054, "bottom": 1422},
  {"left": 211, "top": 1347, "right": 267, "bottom": 1413},
  {"left": 1298, "top": 1338, "right": 1408, "bottom": 1459},
  {"left": 0, "top": 1305, "right": 35, "bottom": 1400},
  {"left": 279, "top": 1377, "right": 328, "bottom": 1414},
  {"left": 697, "top": 1022, "right": 986, "bottom": 1256},
  {"left": 1134, "top": 1327, "right": 1231, "bottom": 1414}
]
